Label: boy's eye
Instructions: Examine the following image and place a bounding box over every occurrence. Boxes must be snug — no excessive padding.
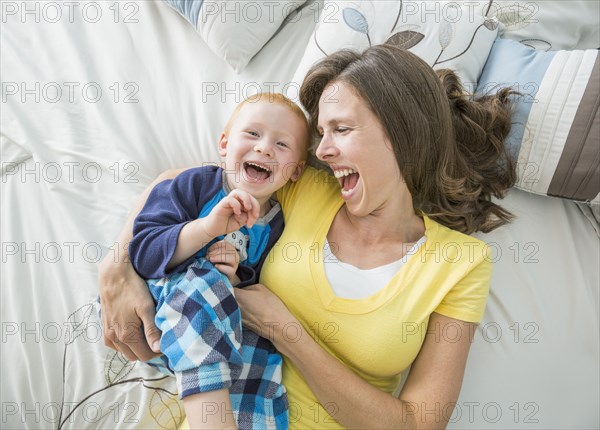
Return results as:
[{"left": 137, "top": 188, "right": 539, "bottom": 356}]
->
[
  {"left": 276, "top": 141, "right": 289, "bottom": 148},
  {"left": 247, "top": 131, "right": 259, "bottom": 137}
]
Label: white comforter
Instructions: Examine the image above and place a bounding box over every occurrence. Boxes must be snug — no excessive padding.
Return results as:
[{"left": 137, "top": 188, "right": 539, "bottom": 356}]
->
[{"left": 1, "top": 1, "right": 598, "bottom": 428}]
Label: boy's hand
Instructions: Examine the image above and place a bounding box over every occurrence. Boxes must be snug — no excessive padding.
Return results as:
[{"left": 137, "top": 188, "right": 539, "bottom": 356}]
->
[
  {"left": 204, "top": 189, "right": 260, "bottom": 238},
  {"left": 206, "top": 240, "right": 241, "bottom": 286}
]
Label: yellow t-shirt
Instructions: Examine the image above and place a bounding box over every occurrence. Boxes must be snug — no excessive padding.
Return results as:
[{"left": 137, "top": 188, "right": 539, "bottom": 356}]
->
[{"left": 263, "top": 167, "right": 491, "bottom": 429}]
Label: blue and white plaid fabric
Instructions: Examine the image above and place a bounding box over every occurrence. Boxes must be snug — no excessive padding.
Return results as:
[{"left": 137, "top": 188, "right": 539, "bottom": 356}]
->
[{"left": 147, "top": 258, "right": 288, "bottom": 430}]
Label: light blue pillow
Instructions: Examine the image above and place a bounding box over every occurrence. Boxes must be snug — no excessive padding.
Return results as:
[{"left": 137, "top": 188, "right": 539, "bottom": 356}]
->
[
  {"left": 166, "top": 0, "right": 205, "bottom": 26},
  {"left": 163, "top": 0, "right": 308, "bottom": 72}
]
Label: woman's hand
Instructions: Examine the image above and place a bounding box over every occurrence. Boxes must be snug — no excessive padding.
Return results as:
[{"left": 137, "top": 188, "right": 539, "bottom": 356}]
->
[
  {"left": 97, "top": 167, "right": 185, "bottom": 361},
  {"left": 235, "top": 284, "right": 299, "bottom": 353},
  {"left": 98, "top": 256, "right": 162, "bottom": 361}
]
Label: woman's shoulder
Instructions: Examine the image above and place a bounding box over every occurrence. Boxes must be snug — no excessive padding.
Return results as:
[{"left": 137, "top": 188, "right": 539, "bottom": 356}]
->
[
  {"left": 297, "top": 166, "right": 337, "bottom": 187},
  {"left": 422, "top": 216, "right": 492, "bottom": 267},
  {"left": 424, "top": 216, "right": 487, "bottom": 243},
  {"left": 277, "top": 166, "right": 340, "bottom": 210}
]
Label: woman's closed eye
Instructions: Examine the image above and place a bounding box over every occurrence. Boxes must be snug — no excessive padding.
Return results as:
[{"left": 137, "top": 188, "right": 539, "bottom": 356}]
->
[{"left": 316, "top": 127, "right": 349, "bottom": 135}]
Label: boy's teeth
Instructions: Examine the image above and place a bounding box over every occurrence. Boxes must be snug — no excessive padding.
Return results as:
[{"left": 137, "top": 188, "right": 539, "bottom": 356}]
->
[{"left": 246, "top": 162, "right": 271, "bottom": 172}]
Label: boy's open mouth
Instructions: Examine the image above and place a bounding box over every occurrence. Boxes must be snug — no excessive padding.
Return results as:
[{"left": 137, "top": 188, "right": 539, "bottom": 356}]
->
[
  {"left": 334, "top": 168, "right": 359, "bottom": 194},
  {"left": 244, "top": 161, "right": 272, "bottom": 181}
]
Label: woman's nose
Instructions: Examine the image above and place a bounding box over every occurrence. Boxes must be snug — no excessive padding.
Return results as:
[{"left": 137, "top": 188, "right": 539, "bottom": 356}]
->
[{"left": 315, "top": 134, "right": 337, "bottom": 161}]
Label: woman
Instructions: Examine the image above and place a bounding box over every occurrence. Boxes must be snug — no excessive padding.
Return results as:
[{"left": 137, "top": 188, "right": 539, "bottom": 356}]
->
[{"left": 99, "top": 45, "right": 515, "bottom": 429}]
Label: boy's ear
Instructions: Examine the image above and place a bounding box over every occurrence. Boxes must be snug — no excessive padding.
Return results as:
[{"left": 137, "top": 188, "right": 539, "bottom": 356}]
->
[
  {"left": 218, "top": 133, "right": 228, "bottom": 156},
  {"left": 290, "top": 161, "right": 306, "bottom": 182}
]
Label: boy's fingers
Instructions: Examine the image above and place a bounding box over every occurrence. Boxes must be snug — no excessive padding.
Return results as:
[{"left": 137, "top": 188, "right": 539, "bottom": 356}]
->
[
  {"left": 252, "top": 197, "right": 260, "bottom": 216},
  {"left": 230, "top": 189, "right": 249, "bottom": 208},
  {"left": 207, "top": 241, "right": 239, "bottom": 265},
  {"left": 227, "top": 190, "right": 261, "bottom": 228},
  {"left": 214, "top": 263, "right": 234, "bottom": 278},
  {"left": 208, "top": 253, "right": 235, "bottom": 265},
  {"left": 234, "top": 212, "right": 248, "bottom": 228},
  {"left": 244, "top": 195, "right": 258, "bottom": 216},
  {"left": 231, "top": 190, "right": 259, "bottom": 215},
  {"left": 246, "top": 204, "right": 259, "bottom": 228},
  {"left": 244, "top": 193, "right": 257, "bottom": 213},
  {"left": 251, "top": 203, "right": 261, "bottom": 224},
  {"left": 227, "top": 197, "right": 242, "bottom": 215},
  {"left": 233, "top": 190, "right": 250, "bottom": 209}
]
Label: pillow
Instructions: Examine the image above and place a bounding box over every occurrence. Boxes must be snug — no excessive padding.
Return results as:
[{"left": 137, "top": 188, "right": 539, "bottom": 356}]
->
[
  {"left": 476, "top": 38, "right": 599, "bottom": 205},
  {"left": 291, "top": 0, "right": 500, "bottom": 90},
  {"left": 489, "top": 0, "right": 600, "bottom": 51},
  {"left": 164, "top": 0, "right": 307, "bottom": 72}
]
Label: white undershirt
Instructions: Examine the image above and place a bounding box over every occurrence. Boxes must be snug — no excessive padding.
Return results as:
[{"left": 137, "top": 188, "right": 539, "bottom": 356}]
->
[{"left": 323, "top": 237, "right": 425, "bottom": 299}]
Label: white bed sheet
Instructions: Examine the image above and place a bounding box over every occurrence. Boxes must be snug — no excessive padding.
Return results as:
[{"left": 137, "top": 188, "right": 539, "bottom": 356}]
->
[{"left": 1, "top": 1, "right": 598, "bottom": 428}]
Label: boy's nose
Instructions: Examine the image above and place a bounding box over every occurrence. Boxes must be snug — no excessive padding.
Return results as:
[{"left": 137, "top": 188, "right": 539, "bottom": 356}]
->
[{"left": 254, "top": 140, "right": 273, "bottom": 157}]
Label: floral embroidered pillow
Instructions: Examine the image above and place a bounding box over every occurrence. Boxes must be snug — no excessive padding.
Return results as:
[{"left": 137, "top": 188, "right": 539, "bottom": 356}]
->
[
  {"left": 292, "top": 0, "right": 499, "bottom": 90},
  {"left": 490, "top": 0, "right": 599, "bottom": 51}
]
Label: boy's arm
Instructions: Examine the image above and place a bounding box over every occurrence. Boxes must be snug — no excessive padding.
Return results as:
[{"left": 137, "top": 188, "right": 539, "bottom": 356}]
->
[
  {"left": 183, "top": 389, "right": 238, "bottom": 430},
  {"left": 129, "top": 169, "right": 205, "bottom": 278},
  {"left": 132, "top": 171, "right": 261, "bottom": 278},
  {"left": 169, "top": 189, "right": 260, "bottom": 272}
]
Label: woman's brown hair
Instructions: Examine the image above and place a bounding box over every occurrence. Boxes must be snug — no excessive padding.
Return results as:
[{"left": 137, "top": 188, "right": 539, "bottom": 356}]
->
[{"left": 300, "top": 45, "right": 517, "bottom": 234}]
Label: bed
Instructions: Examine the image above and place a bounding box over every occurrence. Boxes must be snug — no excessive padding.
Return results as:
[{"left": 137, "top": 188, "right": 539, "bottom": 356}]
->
[{"left": 1, "top": 1, "right": 598, "bottom": 428}]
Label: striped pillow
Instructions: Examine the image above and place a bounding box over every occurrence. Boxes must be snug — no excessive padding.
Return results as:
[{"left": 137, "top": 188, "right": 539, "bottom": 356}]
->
[{"left": 477, "top": 38, "right": 599, "bottom": 205}]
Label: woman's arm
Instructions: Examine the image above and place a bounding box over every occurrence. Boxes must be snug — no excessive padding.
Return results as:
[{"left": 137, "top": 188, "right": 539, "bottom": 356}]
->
[
  {"left": 98, "top": 168, "right": 187, "bottom": 361},
  {"left": 236, "top": 284, "right": 476, "bottom": 430}
]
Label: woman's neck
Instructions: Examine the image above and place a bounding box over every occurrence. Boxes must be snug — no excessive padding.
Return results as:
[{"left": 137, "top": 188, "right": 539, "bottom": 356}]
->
[
  {"left": 340, "top": 202, "right": 424, "bottom": 245},
  {"left": 327, "top": 205, "right": 425, "bottom": 269}
]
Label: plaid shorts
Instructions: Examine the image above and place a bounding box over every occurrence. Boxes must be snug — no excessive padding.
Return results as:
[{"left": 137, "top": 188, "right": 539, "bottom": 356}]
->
[{"left": 146, "top": 258, "right": 288, "bottom": 430}]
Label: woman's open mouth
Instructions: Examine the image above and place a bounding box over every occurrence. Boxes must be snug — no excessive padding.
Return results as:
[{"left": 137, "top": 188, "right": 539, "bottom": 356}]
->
[
  {"left": 334, "top": 168, "right": 359, "bottom": 198},
  {"left": 244, "top": 161, "right": 272, "bottom": 182}
]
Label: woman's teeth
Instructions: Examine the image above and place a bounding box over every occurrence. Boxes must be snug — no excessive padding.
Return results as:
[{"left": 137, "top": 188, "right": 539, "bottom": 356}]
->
[
  {"left": 334, "top": 168, "right": 359, "bottom": 196},
  {"left": 334, "top": 168, "right": 356, "bottom": 178}
]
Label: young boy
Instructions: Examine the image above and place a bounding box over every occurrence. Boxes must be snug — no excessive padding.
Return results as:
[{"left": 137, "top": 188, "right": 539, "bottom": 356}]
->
[{"left": 129, "top": 93, "right": 309, "bottom": 429}]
